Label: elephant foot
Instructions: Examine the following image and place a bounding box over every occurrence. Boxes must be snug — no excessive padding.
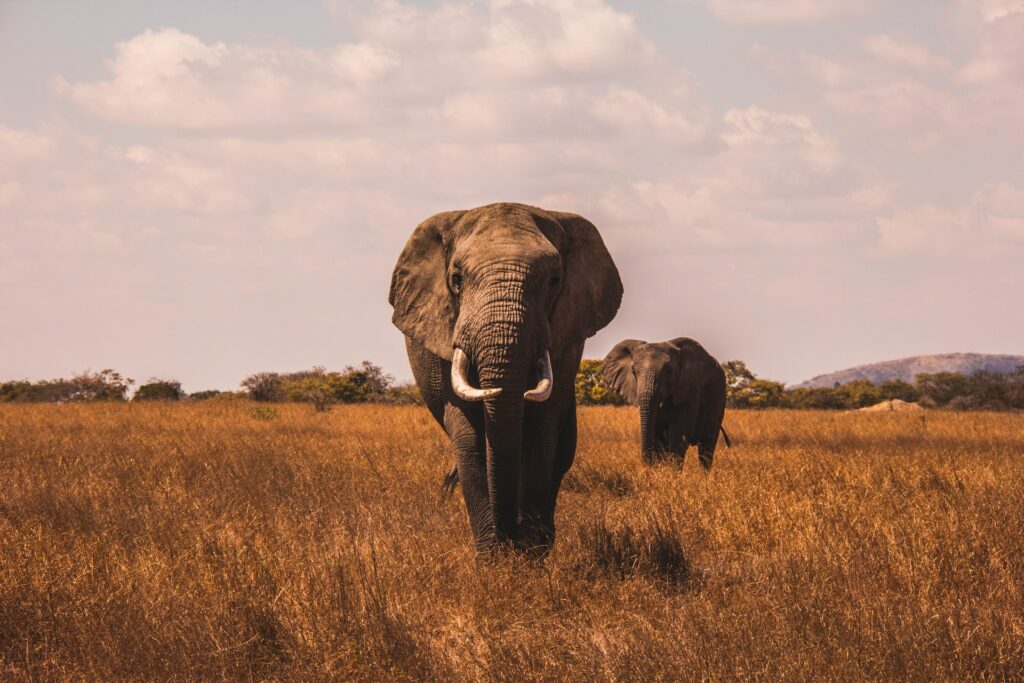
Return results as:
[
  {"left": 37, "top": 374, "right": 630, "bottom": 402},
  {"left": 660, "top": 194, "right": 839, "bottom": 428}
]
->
[
  {"left": 472, "top": 522, "right": 553, "bottom": 561},
  {"left": 698, "top": 450, "right": 714, "bottom": 471},
  {"left": 642, "top": 449, "right": 680, "bottom": 466},
  {"left": 474, "top": 538, "right": 519, "bottom": 563},
  {"left": 515, "top": 516, "right": 555, "bottom": 559}
]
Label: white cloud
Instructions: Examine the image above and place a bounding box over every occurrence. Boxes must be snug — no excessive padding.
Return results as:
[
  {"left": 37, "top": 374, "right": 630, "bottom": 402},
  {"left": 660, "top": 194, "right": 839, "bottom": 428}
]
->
[
  {"left": 59, "top": 2, "right": 666, "bottom": 137},
  {"left": 860, "top": 34, "right": 949, "bottom": 73},
  {"left": 703, "top": 0, "right": 875, "bottom": 25},
  {"left": 755, "top": 8, "right": 1019, "bottom": 148},
  {"left": 588, "top": 105, "right": 886, "bottom": 254},
  {"left": 877, "top": 182, "right": 1024, "bottom": 254}
]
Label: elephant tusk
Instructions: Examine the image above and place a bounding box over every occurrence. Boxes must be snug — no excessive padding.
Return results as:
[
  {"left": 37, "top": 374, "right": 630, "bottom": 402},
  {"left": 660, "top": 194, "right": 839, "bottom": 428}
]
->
[
  {"left": 524, "top": 350, "right": 553, "bottom": 402},
  {"left": 451, "top": 348, "right": 502, "bottom": 401}
]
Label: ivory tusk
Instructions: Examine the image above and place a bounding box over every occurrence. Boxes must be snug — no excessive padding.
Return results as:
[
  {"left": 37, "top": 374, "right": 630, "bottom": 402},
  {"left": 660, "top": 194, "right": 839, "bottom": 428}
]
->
[
  {"left": 524, "top": 350, "right": 553, "bottom": 402},
  {"left": 451, "top": 348, "right": 502, "bottom": 401}
]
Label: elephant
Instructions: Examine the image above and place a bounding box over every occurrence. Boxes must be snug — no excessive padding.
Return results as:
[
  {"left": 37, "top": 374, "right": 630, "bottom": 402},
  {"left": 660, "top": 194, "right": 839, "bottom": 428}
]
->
[
  {"left": 388, "top": 203, "right": 622, "bottom": 554},
  {"left": 602, "top": 338, "right": 729, "bottom": 467}
]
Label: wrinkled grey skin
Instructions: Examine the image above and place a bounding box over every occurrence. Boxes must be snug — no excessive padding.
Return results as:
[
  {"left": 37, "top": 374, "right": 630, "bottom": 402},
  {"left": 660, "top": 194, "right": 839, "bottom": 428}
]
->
[
  {"left": 389, "top": 203, "right": 622, "bottom": 555},
  {"left": 603, "top": 338, "right": 728, "bottom": 467}
]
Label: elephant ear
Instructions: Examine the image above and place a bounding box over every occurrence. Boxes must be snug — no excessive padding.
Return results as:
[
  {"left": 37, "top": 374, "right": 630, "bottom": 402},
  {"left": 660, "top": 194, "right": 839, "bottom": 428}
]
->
[
  {"left": 548, "top": 212, "right": 623, "bottom": 351},
  {"left": 603, "top": 339, "right": 644, "bottom": 405},
  {"left": 388, "top": 210, "right": 466, "bottom": 360}
]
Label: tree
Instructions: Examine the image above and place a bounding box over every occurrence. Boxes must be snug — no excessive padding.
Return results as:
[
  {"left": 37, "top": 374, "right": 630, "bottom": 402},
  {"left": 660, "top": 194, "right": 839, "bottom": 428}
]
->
[
  {"left": 189, "top": 390, "right": 224, "bottom": 401},
  {"left": 339, "top": 361, "right": 393, "bottom": 402},
  {"left": 241, "top": 372, "right": 285, "bottom": 402},
  {"left": 134, "top": 380, "right": 184, "bottom": 401},
  {"left": 575, "top": 359, "right": 625, "bottom": 406},
  {"left": 38, "top": 369, "right": 134, "bottom": 402},
  {"left": 0, "top": 370, "right": 132, "bottom": 403},
  {"left": 722, "top": 360, "right": 756, "bottom": 400},
  {"left": 837, "top": 380, "right": 882, "bottom": 409},
  {"left": 915, "top": 372, "right": 969, "bottom": 407},
  {"left": 739, "top": 379, "right": 786, "bottom": 408},
  {"left": 383, "top": 384, "right": 424, "bottom": 405},
  {"left": 877, "top": 380, "right": 919, "bottom": 403},
  {"left": 0, "top": 381, "right": 33, "bottom": 402},
  {"left": 275, "top": 362, "right": 395, "bottom": 409},
  {"left": 784, "top": 387, "right": 846, "bottom": 410},
  {"left": 722, "top": 360, "right": 785, "bottom": 408}
]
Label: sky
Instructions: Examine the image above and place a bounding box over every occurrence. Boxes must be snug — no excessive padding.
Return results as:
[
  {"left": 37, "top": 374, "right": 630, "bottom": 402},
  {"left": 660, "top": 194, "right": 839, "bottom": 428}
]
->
[{"left": 1, "top": 0, "right": 1022, "bottom": 391}]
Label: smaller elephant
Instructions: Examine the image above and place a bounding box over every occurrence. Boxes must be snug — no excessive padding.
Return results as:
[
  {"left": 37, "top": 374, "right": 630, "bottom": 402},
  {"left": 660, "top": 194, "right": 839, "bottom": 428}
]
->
[{"left": 603, "top": 338, "right": 730, "bottom": 467}]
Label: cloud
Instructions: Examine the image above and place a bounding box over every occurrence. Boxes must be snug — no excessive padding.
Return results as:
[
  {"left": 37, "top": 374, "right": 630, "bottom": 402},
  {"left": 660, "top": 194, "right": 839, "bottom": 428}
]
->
[
  {"left": 876, "top": 182, "right": 1024, "bottom": 254},
  {"left": 703, "top": 0, "right": 875, "bottom": 25},
  {"left": 859, "top": 34, "right": 949, "bottom": 73},
  {"left": 754, "top": 4, "right": 1023, "bottom": 149},
  {"left": 59, "top": 1, "right": 671, "bottom": 138},
  {"left": 588, "top": 105, "right": 887, "bottom": 255},
  {"left": 4, "top": 0, "right": 1022, "bottom": 388}
]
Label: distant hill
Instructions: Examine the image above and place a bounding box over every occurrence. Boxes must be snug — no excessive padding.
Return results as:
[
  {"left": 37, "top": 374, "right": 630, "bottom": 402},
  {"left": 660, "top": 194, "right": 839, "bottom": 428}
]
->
[{"left": 794, "top": 353, "right": 1024, "bottom": 389}]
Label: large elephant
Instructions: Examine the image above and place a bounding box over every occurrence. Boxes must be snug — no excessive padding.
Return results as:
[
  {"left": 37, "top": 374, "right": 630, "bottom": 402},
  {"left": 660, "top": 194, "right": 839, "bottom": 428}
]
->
[
  {"left": 388, "top": 203, "right": 622, "bottom": 554},
  {"left": 603, "top": 338, "right": 729, "bottom": 467}
]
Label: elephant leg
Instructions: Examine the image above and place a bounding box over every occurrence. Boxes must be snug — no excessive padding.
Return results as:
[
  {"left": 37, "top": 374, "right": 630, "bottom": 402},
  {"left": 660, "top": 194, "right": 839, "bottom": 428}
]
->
[
  {"left": 518, "top": 348, "right": 581, "bottom": 554},
  {"left": 662, "top": 404, "right": 686, "bottom": 461},
  {"left": 697, "top": 383, "right": 727, "bottom": 471},
  {"left": 406, "top": 337, "right": 462, "bottom": 496},
  {"left": 443, "top": 402, "right": 493, "bottom": 551},
  {"left": 516, "top": 406, "right": 559, "bottom": 553},
  {"left": 677, "top": 402, "right": 700, "bottom": 465},
  {"left": 650, "top": 407, "right": 674, "bottom": 460}
]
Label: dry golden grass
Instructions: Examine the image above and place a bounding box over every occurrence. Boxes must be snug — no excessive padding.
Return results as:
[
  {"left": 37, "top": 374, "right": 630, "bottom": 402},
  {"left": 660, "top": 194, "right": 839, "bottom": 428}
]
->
[{"left": 1, "top": 403, "right": 1022, "bottom": 680}]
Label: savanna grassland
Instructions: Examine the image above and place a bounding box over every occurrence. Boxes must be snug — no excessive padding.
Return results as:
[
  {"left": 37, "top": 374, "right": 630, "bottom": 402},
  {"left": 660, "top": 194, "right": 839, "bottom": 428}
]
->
[{"left": 1, "top": 403, "right": 1022, "bottom": 681}]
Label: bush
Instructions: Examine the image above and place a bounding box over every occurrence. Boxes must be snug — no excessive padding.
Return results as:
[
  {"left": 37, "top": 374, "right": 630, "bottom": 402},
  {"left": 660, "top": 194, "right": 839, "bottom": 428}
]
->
[
  {"left": 0, "top": 381, "right": 33, "bottom": 402},
  {"left": 245, "top": 362, "right": 395, "bottom": 409},
  {"left": 384, "top": 384, "right": 424, "bottom": 405},
  {"left": 0, "top": 370, "right": 134, "bottom": 403},
  {"left": 134, "top": 380, "right": 184, "bottom": 402},
  {"left": 188, "top": 390, "right": 224, "bottom": 401},
  {"left": 723, "top": 360, "right": 786, "bottom": 408},
  {"left": 878, "top": 380, "right": 919, "bottom": 402},
  {"left": 241, "top": 372, "right": 285, "bottom": 402},
  {"left": 784, "top": 387, "right": 848, "bottom": 410},
  {"left": 575, "top": 359, "right": 625, "bottom": 405},
  {"left": 916, "top": 372, "right": 970, "bottom": 407}
]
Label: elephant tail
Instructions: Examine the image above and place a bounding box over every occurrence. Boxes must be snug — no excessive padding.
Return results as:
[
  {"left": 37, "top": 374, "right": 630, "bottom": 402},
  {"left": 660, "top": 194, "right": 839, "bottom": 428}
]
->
[
  {"left": 438, "top": 464, "right": 460, "bottom": 503},
  {"left": 720, "top": 426, "right": 732, "bottom": 448}
]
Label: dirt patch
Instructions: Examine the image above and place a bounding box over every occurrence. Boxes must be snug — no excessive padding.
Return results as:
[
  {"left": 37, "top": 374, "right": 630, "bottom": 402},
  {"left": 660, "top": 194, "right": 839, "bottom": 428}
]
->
[{"left": 856, "top": 399, "right": 925, "bottom": 412}]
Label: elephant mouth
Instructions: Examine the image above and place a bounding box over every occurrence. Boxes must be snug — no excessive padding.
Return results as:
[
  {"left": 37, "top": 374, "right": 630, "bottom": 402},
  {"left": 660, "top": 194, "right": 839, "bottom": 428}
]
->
[{"left": 451, "top": 347, "right": 553, "bottom": 403}]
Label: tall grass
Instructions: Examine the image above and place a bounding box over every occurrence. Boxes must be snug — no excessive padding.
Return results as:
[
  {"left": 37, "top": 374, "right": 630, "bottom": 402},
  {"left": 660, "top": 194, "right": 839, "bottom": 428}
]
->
[{"left": 1, "top": 403, "right": 1021, "bottom": 680}]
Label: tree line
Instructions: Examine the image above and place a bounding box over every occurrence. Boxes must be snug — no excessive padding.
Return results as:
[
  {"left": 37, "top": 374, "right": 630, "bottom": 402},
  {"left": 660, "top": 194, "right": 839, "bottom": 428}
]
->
[
  {"left": 573, "top": 359, "right": 1024, "bottom": 411},
  {"left": 0, "top": 363, "right": 420, "bottom": 409},
  {"left": 3, "top": 359, "right": 1023, "bottom": 411}
]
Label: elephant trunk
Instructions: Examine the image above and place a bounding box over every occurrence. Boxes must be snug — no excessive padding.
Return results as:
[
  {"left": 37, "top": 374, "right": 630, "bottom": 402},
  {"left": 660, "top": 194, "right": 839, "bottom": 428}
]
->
[
  {"left": 458, "top": 268, "right": 544, "bottom": 547},
  {"left": 481, "top": 382, "right": 526, "bottom": 545},
  {"left": 637, "top": 371, "right": 660, "bottom": 460}
]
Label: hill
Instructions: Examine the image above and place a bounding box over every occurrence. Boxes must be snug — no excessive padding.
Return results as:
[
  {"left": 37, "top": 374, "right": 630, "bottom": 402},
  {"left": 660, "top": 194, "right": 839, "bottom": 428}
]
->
[{"left": 795, "top": 353, "right": 1024, "bottom": 389}]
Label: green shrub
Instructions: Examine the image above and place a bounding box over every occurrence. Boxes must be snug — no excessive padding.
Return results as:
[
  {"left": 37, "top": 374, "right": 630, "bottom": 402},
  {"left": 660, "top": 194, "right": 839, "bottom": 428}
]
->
[
  {"left": 134, "top": 380, "right": 183, "bottom": 402},
  {"left": 575, "top": 359, "right": 625, "bottom": 405}
]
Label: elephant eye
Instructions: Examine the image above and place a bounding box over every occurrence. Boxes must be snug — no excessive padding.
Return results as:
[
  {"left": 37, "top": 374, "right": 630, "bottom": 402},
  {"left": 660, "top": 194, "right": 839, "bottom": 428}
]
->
[
  {"left": 450, "top": 271, "right": 463, "bottom": 294},
  {"left": 549, "top": 274, "right": 561, "bottom": 289}
]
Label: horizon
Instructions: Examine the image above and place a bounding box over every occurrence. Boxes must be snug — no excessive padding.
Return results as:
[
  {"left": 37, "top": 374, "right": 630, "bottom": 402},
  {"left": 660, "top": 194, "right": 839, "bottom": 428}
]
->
[
  {"left": 2, "top": 1, "right": 1022, "bottom": 392},
  {"left": 6, "top": 349, "right": 1024, "bottom": 395}
]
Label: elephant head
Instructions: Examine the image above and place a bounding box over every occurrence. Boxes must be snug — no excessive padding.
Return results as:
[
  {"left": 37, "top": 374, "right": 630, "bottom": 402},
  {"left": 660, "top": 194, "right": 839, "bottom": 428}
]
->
[
  {"left": 389, "top": 203, "right": 622, "bottom": 546},
  {"left": 604, "top": 340, "right": 677, "bottom": 458}
]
